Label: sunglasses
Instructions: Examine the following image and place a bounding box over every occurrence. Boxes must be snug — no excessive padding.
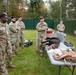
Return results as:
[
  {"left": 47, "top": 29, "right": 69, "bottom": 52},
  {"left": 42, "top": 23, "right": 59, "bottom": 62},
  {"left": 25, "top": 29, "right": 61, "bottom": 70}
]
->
[{"left": 40, "top": 18, "right": 44, "bottom": 19}]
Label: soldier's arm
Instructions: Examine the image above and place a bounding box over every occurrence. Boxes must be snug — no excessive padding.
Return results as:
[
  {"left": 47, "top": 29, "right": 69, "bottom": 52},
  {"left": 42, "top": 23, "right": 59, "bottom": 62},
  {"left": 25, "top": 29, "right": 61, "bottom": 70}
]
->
[
  {"left": 57, "top": 24, "right": 59, "bottom": 30},
  {"left": 21, "top": 22, "right": 25, "bottom": 30},
  {"left": 9, "top": 25, "right": 17, "bottom": 33},
  {"left": 6, "top": 26, "right": 12, "bottom": 55},
  {"left": 16, "top": 22, "right": 21, "bottom": 30},
  {"left": 36, "top": 23, "right": 48, "bottom": 31},
  {"left": 42, "top": 23, "right": 48, "bottom": 30},
  {"left": 63, "top": 25, "right": 65, "bottom": 30},
  {"left": 36, "top": 23, "right": 41, "bottom": 31},
  {"left": 0, "top": 27, "right": 6, "bottom": 35}
]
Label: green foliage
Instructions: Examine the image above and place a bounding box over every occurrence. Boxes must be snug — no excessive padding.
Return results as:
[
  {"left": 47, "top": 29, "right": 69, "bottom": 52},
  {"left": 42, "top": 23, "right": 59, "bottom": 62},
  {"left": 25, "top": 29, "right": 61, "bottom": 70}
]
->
[
  {"left": 0, "top": 0, "right": 6, "bottom": 13},
  {"left": 8, "top": 0, "right": 25, "bottom": 17},
  {"left": 0, "top": 0, "right": 51, "bottom": 19},
  {"left": 51, "top": 0, "right": 68, "bottom": 19},
  {"left": 28, "top": 0, "right": 49, "bottom": 19},
  {"left": 62, "top": 0, "right": 67, "bottom": 18},
  {"left": 51, "top": 1, "right": 60, "bottom": 19},
  {"left": 71, "top": 0, "right": 76, "bottom": 18},
  {"left": 50, "top": 0, "right": 76, "bottom": 19}
]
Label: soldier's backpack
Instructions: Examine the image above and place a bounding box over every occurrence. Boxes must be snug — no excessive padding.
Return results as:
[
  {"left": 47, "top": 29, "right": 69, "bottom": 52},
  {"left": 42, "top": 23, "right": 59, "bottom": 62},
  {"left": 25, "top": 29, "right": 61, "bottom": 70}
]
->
[{"left": 42, "top": 37, "right": 60, "bottom": 49}]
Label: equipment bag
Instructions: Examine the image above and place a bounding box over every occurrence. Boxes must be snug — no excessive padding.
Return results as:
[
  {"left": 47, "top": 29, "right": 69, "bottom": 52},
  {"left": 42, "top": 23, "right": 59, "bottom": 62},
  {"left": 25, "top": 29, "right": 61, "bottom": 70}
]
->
[
  {"left": 24, "top": 40, "right": 33, "bottom": 47},
  {"left": 42, "top": 37, "right": 60, "bottom": 49}
]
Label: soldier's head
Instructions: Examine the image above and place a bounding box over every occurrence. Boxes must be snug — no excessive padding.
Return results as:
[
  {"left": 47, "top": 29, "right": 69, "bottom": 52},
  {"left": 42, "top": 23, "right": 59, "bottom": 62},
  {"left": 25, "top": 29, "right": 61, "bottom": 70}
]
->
[
  {"left": 0, "top": 13, "right": 8, "bottom": 23},
  {"left": 18, "top": 16, "right": 22, "bottom": 21},
  {"left": 60, "top": 20, "right": 63, "bottom": 25},
  {"left": 11, "top": 16, "right": 16, "bottom": 23},
  {"left": 39, "top": 16, "right": 44, "bottom": 23}
]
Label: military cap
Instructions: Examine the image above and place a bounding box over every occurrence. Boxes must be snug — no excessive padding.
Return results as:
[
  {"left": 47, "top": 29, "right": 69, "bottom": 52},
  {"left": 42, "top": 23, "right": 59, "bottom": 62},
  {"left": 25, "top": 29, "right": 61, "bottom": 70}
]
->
[
  {"left": 39, "top": 16, "right": 44, "bottom": 19},
  {"left": 0, "top": 13, "right": 7, "bottom": 19}
]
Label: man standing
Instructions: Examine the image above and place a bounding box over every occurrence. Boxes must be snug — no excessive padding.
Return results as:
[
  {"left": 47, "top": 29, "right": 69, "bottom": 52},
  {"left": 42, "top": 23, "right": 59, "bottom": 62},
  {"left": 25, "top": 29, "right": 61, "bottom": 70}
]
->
[
  {"left": 9, "top": 16, "right": 18, "bottom": 55},
  {"left": 36, "top": 16, "right": 48, "bottom": 56},
  {"left": 0, "top": 13, "right": 9, "bottom": 75},
  {"left": 16, "top": 16, "right": 25, "bottom": 49},
  {"left": 57, "top": 20, "right": 65, "bottom": 32}
]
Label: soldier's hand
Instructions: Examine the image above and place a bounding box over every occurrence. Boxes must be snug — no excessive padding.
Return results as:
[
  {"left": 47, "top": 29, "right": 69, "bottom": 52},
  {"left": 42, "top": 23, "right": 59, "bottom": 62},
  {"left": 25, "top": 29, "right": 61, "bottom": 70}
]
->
[
  {"left": 43, "top": 26, "right": 46, "bottom": 29},
  {"left": 16, "top": 29, "right": 19, "bottom": 30}
]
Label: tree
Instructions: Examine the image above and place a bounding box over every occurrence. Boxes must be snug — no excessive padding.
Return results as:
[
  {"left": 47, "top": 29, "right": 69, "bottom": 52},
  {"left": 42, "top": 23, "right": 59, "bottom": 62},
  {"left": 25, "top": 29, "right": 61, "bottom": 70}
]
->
[
  {"left": 0, "top": 0, "right": 6, "bottom": 13},
  {"left": 0, "top": 0, "right": 50, "bottom": 19},
  {"left": 62, "top": 0, "right": 68, "bottom": 19},
  {"left": 51, "top": 1, "right": 60, "bottom": 19},
  {"left": 28, "top": 0, "right": 49, "bottom": 19},
  {"left": 70, "top": 0, "right": 76, "bottom": 18},
  {"left": 51, "top": 0, "right": 68, "bottom": 19},
  {"left": 8, "top": 0, "right": 25, "bottom": 17}
]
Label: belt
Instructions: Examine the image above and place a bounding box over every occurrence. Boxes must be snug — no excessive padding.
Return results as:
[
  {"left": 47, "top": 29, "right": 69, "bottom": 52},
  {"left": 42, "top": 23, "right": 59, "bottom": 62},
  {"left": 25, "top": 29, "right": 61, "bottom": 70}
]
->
[{"left": 59, "top": 30, "right": 63, "bottom": 32}]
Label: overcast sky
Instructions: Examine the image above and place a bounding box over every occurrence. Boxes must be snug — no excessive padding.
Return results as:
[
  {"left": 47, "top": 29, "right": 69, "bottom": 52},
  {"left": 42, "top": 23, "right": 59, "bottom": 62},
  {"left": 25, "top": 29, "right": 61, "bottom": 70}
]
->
[
  {"left": 43, "top": 0, "right": 58, "bottom": 2},
  {"left": 52, "top": 0, "right": 58, "bottom": 1}
]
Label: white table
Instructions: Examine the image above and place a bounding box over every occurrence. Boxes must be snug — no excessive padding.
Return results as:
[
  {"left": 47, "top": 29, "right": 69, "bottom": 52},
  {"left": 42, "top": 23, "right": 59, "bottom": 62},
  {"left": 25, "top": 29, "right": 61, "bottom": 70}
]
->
[{"left": 45, "top": 42, "right": 76, "bottom": 75}]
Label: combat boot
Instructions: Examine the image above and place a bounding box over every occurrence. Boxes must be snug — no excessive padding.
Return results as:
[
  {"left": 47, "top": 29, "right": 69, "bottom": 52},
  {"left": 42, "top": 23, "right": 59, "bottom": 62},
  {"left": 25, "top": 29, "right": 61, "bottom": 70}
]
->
[
  {"left": 8, "top": 65, "right": 16, "bottom": 68},
  {"left": 40, "top": 52, "right": 44, "bottom": 57},
  {"left": 7, "top": 62, "right": 16, "bottom": 68}
]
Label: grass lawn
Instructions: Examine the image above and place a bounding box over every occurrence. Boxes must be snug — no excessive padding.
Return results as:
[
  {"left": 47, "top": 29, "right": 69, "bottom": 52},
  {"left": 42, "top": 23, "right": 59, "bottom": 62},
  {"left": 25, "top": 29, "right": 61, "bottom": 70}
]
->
[{"left": 9, "top": 30, "right": 76, "bottom": 75}]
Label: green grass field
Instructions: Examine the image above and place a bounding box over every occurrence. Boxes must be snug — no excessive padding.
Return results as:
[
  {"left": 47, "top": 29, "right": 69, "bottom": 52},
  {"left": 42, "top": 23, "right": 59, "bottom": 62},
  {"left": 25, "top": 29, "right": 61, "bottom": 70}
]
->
[{"left": 9, "top": 30, "right": 76, "bottom": 75}]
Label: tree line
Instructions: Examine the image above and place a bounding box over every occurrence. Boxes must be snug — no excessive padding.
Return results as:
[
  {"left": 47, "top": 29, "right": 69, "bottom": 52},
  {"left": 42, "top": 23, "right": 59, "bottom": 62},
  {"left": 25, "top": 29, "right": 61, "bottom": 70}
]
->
[{"left": 0, "top": 0, "right": 76, "bottom": 19}]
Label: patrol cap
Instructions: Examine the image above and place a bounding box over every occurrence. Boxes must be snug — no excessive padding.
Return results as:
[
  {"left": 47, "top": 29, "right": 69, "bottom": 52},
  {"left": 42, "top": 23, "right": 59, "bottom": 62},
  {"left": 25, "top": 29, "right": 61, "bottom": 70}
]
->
[
  {"left": 39, "top": 16, "right": 44, "bottom": 19},
  {"left": 0, "top": 13, "right": 7, "bottom": 19},
  {"left": 18, "top": 16, "right": 22, "bottom": 18},
  {"left": 11, "top": 16, "right": 16, "bottom": 19}
]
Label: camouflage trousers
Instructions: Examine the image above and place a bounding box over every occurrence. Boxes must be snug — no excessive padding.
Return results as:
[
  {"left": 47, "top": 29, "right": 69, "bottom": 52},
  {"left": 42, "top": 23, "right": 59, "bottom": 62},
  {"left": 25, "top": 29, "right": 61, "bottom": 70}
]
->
[
  {"left": 16, "top": 32, "right": 20, "bottom": 47},
  {"left": 6, "top": 41, "right": 13, "bottom": 67},
  {"left": 10, "top": 35, "right": 19, "bottom": 55},
  {"left": 20, "top": 34, "right": 24, "bottom": 48},
  {"left": 11, "top": 44, "right": 18, "bottom": 55},
  {"left": 0, "top": 40, "right": 8, "bottom": 75},
  {"left": 36, "top": 35, "right": 44, "bottom": 53},
  {"left": 19, "top": 31, "right": 24, "bottom": 49}
]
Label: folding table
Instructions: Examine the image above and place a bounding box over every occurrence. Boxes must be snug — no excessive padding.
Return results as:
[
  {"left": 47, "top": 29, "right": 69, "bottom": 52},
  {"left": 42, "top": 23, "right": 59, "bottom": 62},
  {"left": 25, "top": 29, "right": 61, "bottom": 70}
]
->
[{"left": 45, "top": 42, "right": 76, "bottom": 75}]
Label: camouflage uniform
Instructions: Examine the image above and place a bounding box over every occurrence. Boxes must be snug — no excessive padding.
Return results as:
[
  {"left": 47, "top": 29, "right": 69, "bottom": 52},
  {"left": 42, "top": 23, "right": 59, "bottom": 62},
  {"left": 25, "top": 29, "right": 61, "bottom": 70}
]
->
[
  {"left": 36, "top": 22, "right": 48, "bottom": 53},
  {"left": 6, "top": 37, "right": 13, "bottom": 68},
  {"left": 5, "top": 22, "right": 15, "bottom": 68},
  {"left": 9, "top": 22, "right": 18, "bottom": 54},
  {"left": 3, "top": 22, "right": 14, "bottom": 68},
  {"left": 16, "top": 20, "right": 25, "bottom": 48},
  {"left": 0, "top": 22, "right": 10, "bottom": 75},
  {"left": 57, "top": 24, "right": 65, "bottom": 32}
]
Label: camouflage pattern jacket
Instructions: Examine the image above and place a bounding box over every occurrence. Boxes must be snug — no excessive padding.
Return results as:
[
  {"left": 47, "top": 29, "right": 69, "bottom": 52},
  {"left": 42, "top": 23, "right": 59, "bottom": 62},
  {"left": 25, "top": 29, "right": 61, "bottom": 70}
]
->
[
  {"left": 36, "top": 22, "right": 48, "bottom": 39},
  {"left": 9, "top": 22, "right": 17, "bottom": 44}
]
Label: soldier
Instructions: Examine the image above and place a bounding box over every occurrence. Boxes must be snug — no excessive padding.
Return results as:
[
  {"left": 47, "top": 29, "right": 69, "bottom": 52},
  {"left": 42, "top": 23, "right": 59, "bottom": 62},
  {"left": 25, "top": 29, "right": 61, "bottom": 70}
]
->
[
  {"left": 0, "top": 13, "right": 16, "bottom": 71},
  {"left": 4, "top": 14, "right": 16, "bottom": 69},
  {"left": 16, "top": 16, "right": 25, "bottom": 49},
  {"left": 6, "top": 38, "right": 16, "bottom": 69},
  {"left": 57, "top": 20, "right": 65, "bottom": 32},
  {"left": 36, "top": 16, "right": 48, "bottom": 56},
  {"left": 0, "top": 13, "right": 8, "bottom": 75},
  {"left": 9, "top": 16, "right": 18, "bottom": 55}
]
